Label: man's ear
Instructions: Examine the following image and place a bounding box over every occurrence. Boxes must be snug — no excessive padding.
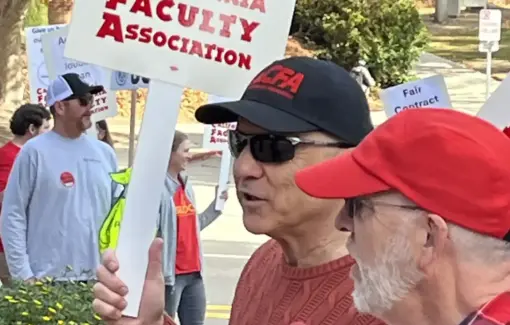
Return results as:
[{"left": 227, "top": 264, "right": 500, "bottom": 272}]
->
[
  {"left": 28, "top": 124, "right": 36, "bottom": 136},
  {"left": 418, "top": 213, "right": 449, "bottom": 275},
  {"left": 53, "top": 101, "right": 66, "bottom": 116}
]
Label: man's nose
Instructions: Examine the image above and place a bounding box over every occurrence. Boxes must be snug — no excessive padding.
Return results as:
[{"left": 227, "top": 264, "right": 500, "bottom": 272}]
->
[
  {"left": 233, "top": 145, "right": 263, "bottom": 180},
  {"left": 335, "top": 206, "right": 354, "bottom": 232}
]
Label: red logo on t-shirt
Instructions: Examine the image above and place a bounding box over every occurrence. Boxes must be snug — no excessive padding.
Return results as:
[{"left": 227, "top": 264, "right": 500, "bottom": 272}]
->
[{"left": 60, "top": 172, "right": 75, "bottom": 188}]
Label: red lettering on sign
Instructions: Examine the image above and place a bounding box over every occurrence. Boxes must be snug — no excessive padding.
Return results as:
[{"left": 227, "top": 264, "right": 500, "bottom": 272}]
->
[
  {"left": 100, "top": 0, "right": 261, "bottom": 42},
  {"left": 218, "top": 0, "right": 266, "bottom": 13},
  {"left": 118, "top": 24, "right": 251, "bottom": 69},
  {"left": 37, "top": 88, "right": 47, "bottom": 104},
  {"left": 210, "top": 126, "right": 229, "bottom": 144},
  {"left": 91, "top": 105, "right": 109, "bottom": 114},
  {"left": 105, "top": 0, "right": 127, "bottom": 10},
  {"left": 249, "top": 65, "right": 304, "bottom": 99},
  {"left": 97, "top": 0, "right": 263, "bottom": 70},
  {"left": 96, "top": 12, "right": 124, "bottom": 42}
]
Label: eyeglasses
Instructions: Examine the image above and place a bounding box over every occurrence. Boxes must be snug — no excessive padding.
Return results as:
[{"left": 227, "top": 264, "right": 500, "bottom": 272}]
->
[
  {"left": 345, "top": 197, "right": 421, "bottom": 219},
  {"left": 65, "top": 93, "right": 93, "bottom": 107},
  {"left": 228, "top": 130, "right": 355, "bottom": 163}
]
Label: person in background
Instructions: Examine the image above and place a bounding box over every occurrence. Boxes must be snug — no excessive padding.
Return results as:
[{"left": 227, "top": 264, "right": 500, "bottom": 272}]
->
[
  {"left": 91, "top": 57, "right": 385, "bottom": 325},
  {"left": 1, "top": 73, "right": 119, "bottom": 282},
  {"left": 159, "top": 130, "right": 227, "bottom": 325},
  {"left": 0, "top": 104, "right": 51, "bottom": 285},
  {"left": 96, "top": 120, "right": 114, "bottom": 148},
  {"left": 295, "top": 109, "right": 510, "bottom": 325}
]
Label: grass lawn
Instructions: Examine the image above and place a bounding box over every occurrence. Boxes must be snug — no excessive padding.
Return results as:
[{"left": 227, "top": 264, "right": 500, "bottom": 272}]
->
[{"left": 420, "top": 6, "right": 510, "bottom": 80}]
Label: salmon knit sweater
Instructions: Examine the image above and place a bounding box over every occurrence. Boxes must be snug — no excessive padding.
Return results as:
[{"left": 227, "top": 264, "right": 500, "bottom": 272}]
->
[{"left": 164, "top": 239, "right": 385, "bottom": 325}]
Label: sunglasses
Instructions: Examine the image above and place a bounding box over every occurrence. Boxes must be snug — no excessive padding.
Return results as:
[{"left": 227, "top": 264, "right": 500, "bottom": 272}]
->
[
  {"left": 344, "top": 198, "right": 421, "bottom": 219},
  {"left": 228, "top": 130, "right": 355, "bottom": 163},
  {"left": 64, "top": 93, "right": 94, "bottom": 106}
]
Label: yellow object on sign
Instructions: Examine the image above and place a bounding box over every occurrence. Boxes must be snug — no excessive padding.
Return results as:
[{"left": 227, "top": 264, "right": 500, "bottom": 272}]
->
[{"left": 99, "top": 168, "right": 132, "bottom": 254}]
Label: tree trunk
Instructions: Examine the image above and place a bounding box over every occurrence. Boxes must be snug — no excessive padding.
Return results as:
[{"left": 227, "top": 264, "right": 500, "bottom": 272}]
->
[
  {"left": 47, "top": 0, "right": 73, "bottom": 24},
  {"left": 0, "top": 0, "right": 31, "bottom": 115}
]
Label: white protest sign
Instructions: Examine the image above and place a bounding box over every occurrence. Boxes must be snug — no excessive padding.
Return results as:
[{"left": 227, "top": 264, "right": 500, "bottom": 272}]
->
[
  {"left": 111, "top": 71, "right": 150, "bottom": 90},
  {"left": 476, "top": 73, "right": 510, "bottom": 129},
  {"left": 202, "top": 95, "right": 236, "bottom": 211},
  {"left": 25, "top": 24, "right": 65, "bottom": 104},
  {"left": 116, "top": 82, "right": 183, "bottom": 317},
  {"left": 64, "top": 0, "right": 297, "bottom": 98},
  {"left": 202, "top": 122, "right": 237, "bottom": 150},
  {"left": 41, "top": 26, "right": 118, "bottom": 120},
  {"left": 479, "top": 9, "right": 502, "bottom": 42},
  {"left": 380, "top": 75, "right": 452, "bottom": 118}
]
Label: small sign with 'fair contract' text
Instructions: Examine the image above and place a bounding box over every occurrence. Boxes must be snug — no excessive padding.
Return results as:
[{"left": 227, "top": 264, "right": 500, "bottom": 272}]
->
[{"left": 380, "top": 75, "right": 452, "bottom": 119}]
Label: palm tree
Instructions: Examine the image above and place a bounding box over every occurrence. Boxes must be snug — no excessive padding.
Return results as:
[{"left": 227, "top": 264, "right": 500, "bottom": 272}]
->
[
  {"left": 47, "top": 0, "right": 72, "bottom": 24},
  {"left": 0, "top": 0, "right": 31, "bottom": 114}
]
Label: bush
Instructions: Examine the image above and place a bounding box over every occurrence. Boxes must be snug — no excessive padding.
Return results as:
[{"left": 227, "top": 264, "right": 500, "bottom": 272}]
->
[
  {"left": 0, "top": 278, "right": 101, "bottom": 324},
  {"left": 24, "top": 0, "right": 49, "bottom": 27},
  {"left": 291, "top": 0, "right": 429, "bottom": 88}
]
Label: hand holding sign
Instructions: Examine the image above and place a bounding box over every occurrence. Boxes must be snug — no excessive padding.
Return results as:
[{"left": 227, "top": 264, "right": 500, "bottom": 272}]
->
[{"left": 93, "top": 239, "right": 167, "bottom": 325}]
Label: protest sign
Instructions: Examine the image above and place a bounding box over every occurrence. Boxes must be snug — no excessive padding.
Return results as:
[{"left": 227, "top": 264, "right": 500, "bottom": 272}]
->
[
  {"left": 64, "top": 0, "right": 295, "bottom": 316},
  {"left": 202, "top": 95, "right": 236, "bottom": 211},
  {"left": 64, "top": 0, "right": 297, "bottom": 98},
  {"left": 115, "top": 82, "right": 183, "bottom": 316},
  {"left": 380, "top": 75, "right": 452, "bottom": 118},
  {"left": 41, "top": 26, "right": 118, "bottom": 121},
  {"left": 25, "top": 24, "right": 65, "bottom": 104},
  {"left": 476, "top": 72, "right": 510, "bottom": 129},
  {"left": 111, "top": 71, "right": 150, "bottom": 90},
  {"left": 202, "top": 122, "right": 237, "bottom": 149}
]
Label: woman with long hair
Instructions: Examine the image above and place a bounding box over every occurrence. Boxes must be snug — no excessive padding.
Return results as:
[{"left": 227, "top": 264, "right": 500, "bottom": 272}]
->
[
  {"left": 159, "top": 130, "right": 227, "bottom": 325},
  {"left": 96, "top": 120, "right": 114, "bottom": 148}
]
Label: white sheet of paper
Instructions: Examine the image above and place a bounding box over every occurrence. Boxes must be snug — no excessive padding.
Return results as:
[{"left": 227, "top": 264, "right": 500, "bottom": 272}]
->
[
  {"left": 477, "top": 73, "right": 510, "bottom": 129},
  {"left": 64, "top": 0, "right": 297, "bottom": 98},
  {"left": 116, "top": 81, "right": 183, "bottom": 317},
  {"left": 380, "top": 75, "right": 452, "bottom": 118},
  {"left": 41, "top": 26, "right": 118, "bottom": 120}
]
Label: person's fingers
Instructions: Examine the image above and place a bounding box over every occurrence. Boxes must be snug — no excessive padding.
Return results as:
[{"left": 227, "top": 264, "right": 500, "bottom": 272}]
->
[
  {"left": 93, "top": 281, "right": 127, "bottom": 310},
  {"left": 146, "top": 238, "right": 164, "bottom": 281},
  {"left": 92, "top": 297, "right": 123, "bottom": 321},
  {"left": 101, "top": 249, "right": 120, "bottom": 273},
  {"left": 96, "top": 264, "right": 128, "bottom": 296}
]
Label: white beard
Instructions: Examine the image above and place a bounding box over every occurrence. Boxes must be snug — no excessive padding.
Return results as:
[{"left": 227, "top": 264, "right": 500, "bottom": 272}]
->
[{"left": 349, "top": 232, "right": 425, "bottom": 316}]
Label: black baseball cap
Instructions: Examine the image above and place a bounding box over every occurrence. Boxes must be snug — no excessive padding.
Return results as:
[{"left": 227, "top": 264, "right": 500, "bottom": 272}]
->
[
  {"left": 46, "top": 73, "right": 104, "bottom": 106},
  {"left": 195, "top": 56, "right": 373, "bottom": 145}
]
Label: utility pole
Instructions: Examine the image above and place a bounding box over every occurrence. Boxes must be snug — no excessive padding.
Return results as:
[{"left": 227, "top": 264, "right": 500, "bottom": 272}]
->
[{"left": 435, "top": 0, "right": 448, "bottom": 23}]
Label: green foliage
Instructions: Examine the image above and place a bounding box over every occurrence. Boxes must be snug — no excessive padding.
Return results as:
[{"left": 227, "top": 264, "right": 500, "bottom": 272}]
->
[
  {"left": 24, "top": 0, "right": 48, "bottom": 27},
  {"left": 291, "top": 0, "right": 429, "bottom": 88},
  {"left": 0, "top": 277, "right": 102, "bottom": 324}
]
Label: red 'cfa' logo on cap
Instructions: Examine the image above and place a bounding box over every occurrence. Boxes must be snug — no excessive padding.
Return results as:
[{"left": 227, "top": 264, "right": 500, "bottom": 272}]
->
[
  {"left": 248, "top": 64, "right": 304, "bottom": 99},
  {"left": 60, "top": 172, "right": 75, "bottom": 188}
]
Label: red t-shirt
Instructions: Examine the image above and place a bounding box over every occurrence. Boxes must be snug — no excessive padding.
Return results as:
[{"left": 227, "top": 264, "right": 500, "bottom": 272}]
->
[
  {"left": 174, "top": 181, "right": 201, "bottom": 274},
  {"left": 229, "top": 240, "right": 386, "bottom": 325},
  {"left": 0, "top": 141, "right": 21, "bottom": 253}
]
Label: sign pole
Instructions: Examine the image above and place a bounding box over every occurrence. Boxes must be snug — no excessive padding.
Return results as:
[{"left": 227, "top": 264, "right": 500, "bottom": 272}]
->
[
  {"left": 486, "top": 45, "right": 492, "bottom": 100},
  {"left": 478, "top": 9, "right": 502, "bottom": 100},
  {"left": 128, "top": 89, "right": 137, "bottom": 166}
]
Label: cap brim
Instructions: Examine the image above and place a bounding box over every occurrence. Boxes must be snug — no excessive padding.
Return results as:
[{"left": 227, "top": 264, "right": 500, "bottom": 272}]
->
[
  {"left": 195, "top": 100, "right": 318, "bottom": 133},
  {"left": 295, "top": 151, "right": 391, "bottom": 199},
  {"left": 88, "top": 85, "right": 104, "bottom": 95}
]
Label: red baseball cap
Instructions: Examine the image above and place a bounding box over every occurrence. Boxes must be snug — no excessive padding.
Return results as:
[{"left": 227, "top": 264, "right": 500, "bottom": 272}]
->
[{"left": 295, "top": 108, "right": 510, "bottom": 241}]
